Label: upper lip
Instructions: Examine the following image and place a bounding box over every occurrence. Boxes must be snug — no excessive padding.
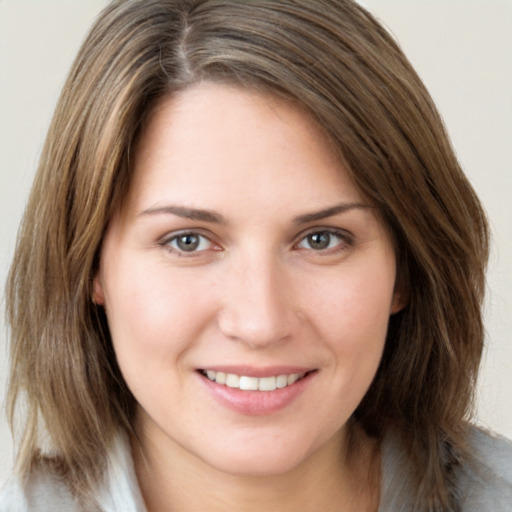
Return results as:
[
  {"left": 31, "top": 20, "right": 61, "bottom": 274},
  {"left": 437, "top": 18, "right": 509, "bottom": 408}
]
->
[{"left": 197, "top": 365, "right": 315, "bottom": 378}]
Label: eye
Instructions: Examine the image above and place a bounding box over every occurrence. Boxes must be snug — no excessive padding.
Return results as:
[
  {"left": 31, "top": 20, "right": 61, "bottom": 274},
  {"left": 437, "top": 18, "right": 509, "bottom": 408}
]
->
[
  {"left": 296, "top": 230, "right": 350, "bottom": 252},
  {"left": 164, "top": 232, "right": 214, "bottom": 254}
]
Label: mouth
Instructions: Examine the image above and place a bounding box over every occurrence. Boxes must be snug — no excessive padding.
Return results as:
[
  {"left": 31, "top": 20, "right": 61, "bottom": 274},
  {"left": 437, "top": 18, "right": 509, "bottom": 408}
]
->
[
  {"left": 198, "top": 369, "right": 315, "bottom": 391},
  {"left": 197, "top": 367, "right": 318, "bottom": 415}
]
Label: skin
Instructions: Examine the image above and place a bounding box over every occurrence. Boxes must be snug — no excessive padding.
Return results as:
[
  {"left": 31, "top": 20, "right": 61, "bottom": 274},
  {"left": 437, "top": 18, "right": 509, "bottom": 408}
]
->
[{"left": 94, "top": 82, "right": 402, "bottom": 511}]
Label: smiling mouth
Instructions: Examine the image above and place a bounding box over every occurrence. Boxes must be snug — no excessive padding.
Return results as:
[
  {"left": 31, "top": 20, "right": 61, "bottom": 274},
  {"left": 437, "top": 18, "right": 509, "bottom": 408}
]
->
[{"left": 199, "top": 370, "right": 315, "bottom": 391}]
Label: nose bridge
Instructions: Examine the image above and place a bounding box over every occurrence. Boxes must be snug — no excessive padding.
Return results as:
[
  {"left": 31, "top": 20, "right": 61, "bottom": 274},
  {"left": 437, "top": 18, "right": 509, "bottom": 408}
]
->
[{"left": 218, "top": 249, "right": 293, "bottom": 347}]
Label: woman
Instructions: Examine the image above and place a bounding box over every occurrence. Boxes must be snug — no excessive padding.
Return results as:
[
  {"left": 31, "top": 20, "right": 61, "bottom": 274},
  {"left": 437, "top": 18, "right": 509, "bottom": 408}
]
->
[{"left": 2, "top": 0, "right": 511, "bottom": 510}]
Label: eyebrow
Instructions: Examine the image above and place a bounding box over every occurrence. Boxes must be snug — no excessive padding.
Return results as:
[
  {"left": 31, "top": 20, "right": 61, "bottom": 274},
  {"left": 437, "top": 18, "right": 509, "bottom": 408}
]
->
[
  {"left": 139, "top": 205, "right": 227, "bottom": 224},
  {"left": 292, "top": 202, "right": 371, "bottom": 224},
  {"left": 138, "top": 202, "right": 370, "bottom": 225}
]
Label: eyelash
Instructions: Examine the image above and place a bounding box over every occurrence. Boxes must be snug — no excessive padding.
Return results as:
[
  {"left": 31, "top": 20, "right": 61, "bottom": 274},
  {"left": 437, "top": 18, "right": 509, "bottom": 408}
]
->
[
  {"left": 159, "top": 228, "right": 354, "bottom": 256},
  {"left": 159, "top": 231, "right": 217, "bottom": 256},
  {"left": 294, "top": 229, "right": 353, "bottom": 254}
]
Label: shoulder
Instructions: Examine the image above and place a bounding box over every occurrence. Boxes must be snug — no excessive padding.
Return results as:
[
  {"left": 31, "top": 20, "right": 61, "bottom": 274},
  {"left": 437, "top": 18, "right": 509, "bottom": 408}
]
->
[
  {"left": 0, "top": 433, "right": 146, "bottom": 512},
  {"left": 459, "top": 425, "right": 512, "bottom": 511},
  {"left": 0, "top": 463, "right": 82, "bottom": 512},
  {"left": 379, "top": 425, "right": 512, "bottom": 512}
]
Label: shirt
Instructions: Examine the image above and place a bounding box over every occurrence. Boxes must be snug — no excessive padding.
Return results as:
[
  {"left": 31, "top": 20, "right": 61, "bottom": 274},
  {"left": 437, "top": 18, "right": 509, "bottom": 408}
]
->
[{"left": 1, "top": 426, "right": 511, "bottom": 511}]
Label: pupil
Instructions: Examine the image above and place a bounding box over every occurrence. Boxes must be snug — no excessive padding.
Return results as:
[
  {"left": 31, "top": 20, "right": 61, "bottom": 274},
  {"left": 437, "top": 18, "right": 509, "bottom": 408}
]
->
[
  {"left": 309, "top": 232, "right": 330, "bottom": 250},
  {"left": 177, "top": 234, "right": 199, "bottom": 251}
]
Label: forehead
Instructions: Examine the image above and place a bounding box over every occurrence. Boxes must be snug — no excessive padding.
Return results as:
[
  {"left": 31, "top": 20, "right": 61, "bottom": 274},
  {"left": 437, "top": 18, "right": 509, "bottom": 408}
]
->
[{"left": 125, "top": 82, "right": 362, "bottom": 214}]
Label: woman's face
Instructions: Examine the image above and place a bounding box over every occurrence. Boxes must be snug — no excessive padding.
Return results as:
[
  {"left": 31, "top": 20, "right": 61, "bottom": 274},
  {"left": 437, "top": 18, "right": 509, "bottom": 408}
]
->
[{"left": 94, "top": 82, "right": 401, "bottom": 476}]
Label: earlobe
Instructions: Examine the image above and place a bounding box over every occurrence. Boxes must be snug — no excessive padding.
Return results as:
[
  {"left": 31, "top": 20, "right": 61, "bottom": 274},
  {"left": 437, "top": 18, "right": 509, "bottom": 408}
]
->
[
  {"left": 390, "top": 288, "right": 408, "bottom": 315},
  {"left": 92, "top": 274, "right": 105, "bottom": 305},
  {"left": 390, "top": 297, "right": 404, "bottom": 315}
]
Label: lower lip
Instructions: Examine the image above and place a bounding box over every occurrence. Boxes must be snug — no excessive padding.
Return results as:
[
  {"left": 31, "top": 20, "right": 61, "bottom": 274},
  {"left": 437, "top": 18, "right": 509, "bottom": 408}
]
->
[{"left": 198, "top": 371, "right": 316, "bottom": 416}]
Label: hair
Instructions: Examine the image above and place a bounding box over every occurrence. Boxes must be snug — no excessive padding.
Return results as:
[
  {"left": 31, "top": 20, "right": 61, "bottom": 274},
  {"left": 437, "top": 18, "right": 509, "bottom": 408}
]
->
[{"left": 6, "top": 0, "right": 489, "bottom": 509}]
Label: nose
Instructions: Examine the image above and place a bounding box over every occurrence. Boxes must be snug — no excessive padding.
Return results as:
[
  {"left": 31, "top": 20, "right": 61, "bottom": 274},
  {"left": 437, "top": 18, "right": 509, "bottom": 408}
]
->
[{"left": 217, "top": 253, "right": 296, "bottom": 349}]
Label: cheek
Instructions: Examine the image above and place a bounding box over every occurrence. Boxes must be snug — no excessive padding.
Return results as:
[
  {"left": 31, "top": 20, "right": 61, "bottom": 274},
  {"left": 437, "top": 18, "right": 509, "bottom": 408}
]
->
[
  {"left": 102, "top": 261, "right": 214, "bottom": 377},
  {"left": 308, "top": 265, "right": 395, "bottom": 339},
  {"left": 317, "top": 269, "right": 394, "bottom": 406},
  {"left": 301, "top": 259, "right": 395, "bottom": 397}
]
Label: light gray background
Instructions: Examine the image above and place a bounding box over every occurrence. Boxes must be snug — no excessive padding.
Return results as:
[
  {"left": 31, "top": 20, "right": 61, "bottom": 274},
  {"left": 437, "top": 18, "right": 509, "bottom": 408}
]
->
[{"left": 1, "top": 0, "right": 511, "bottom": 481}]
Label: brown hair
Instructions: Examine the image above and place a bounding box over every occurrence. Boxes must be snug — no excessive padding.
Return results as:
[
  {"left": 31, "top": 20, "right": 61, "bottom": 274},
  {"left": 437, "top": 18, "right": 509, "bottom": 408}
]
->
[{"left": 6, "top": 0, "right": 489, "bottom": 508}]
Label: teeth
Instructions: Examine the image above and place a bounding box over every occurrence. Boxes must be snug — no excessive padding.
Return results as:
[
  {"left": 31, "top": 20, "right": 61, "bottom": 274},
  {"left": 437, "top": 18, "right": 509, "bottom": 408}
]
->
[
  {"left": 203, "top": 371, "right": 306, "bottom": 391},
  {"left": 239, "top": 376, "right": 259, "bottom": 390},
  {"left": 287, "top": 374, "right": 299, "bottom": 385},
  {"left": 225, "top": 374, "right": 240, "bottom": 388},
  {"left": 258, "top": 376, "right": 276, "bottom": 391},
  {"left": 276, "top": 375, "right": 288, "bottom": 388}
]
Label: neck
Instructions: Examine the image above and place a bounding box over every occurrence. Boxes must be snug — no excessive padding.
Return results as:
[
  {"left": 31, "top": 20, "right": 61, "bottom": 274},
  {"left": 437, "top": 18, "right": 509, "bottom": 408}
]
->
[{"left": 132, "top": 420, "right": 380, "bottom": 512}]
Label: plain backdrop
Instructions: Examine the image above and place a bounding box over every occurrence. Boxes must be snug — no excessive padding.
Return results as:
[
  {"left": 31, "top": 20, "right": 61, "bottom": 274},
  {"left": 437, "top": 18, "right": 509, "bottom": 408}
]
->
[{"left": 1, "top": 0, "right": 511, "bottom": 482}]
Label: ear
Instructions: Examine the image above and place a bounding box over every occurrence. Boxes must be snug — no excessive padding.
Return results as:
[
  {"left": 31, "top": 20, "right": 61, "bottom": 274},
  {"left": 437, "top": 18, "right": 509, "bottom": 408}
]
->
[
  {"left": 390, "top": 292, "right": 406, "bottom": 315},
  {"left": 92, "top": 273, "right": 106, "bottom": 305},
  {"left": 390, "top": 282, "right": 408, "bottom": 315}
]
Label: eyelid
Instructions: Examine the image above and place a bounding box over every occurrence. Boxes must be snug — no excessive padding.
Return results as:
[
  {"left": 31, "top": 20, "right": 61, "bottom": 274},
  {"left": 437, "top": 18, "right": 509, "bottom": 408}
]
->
[
  {"left": 157, "top": 226, "right": 354, "bottom": 256},
  {"left": 293, "top": 227, "right": 354, "bottom": 251},
  {"left": 159, "top": 229, "right": 221, "bottom": 255}
]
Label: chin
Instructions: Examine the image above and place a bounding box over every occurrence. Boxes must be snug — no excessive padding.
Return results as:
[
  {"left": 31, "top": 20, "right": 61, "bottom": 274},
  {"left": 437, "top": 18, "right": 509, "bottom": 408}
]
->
[
  {"left": 206, "top": 451, "right": 307, "bottom": 478},
  {"left": 195, "top": 433, "right": 328, "bottom": 478}
]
